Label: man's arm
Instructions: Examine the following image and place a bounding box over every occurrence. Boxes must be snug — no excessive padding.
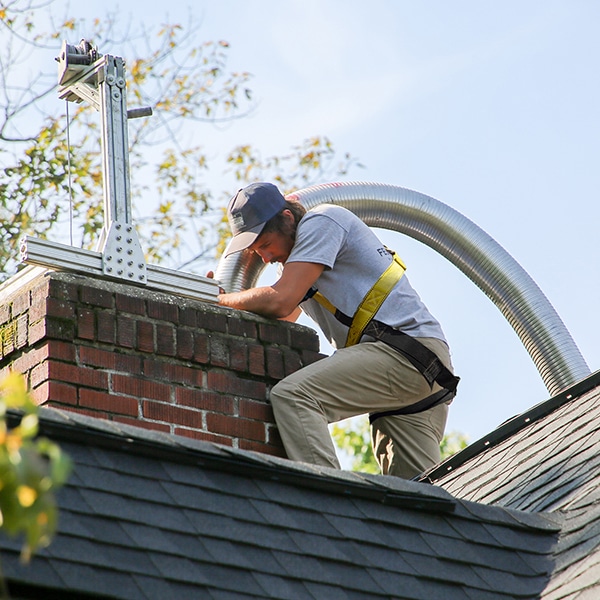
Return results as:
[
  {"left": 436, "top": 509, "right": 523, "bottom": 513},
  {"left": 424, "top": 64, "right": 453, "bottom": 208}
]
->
[{"left": 217, "top": 262, "right": 324, "bottom": 320}]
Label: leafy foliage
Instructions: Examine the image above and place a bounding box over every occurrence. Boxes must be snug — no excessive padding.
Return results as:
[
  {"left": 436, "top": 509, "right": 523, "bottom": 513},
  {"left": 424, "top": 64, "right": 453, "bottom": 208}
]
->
[
  {"left": 0, "top": 373, "right": 72, "bottom": 562},
  {"left": 0, "top": 0, "right": 360, "bottom": 281},
  {"left": 331, "top": 416, "right": 469, "bottom": 474}
]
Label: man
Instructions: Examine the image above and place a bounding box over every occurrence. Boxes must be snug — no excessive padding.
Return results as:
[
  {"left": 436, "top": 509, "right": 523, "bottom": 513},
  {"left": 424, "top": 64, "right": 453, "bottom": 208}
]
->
[{"left": 217, "top": 182, "right": 458, "bottom": 479}]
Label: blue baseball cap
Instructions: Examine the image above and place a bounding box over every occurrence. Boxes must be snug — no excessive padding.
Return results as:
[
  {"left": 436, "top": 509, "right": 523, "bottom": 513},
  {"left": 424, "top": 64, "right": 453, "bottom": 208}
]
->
[{"left": 223, "top": 182, "right": 286, "bottom": 257}]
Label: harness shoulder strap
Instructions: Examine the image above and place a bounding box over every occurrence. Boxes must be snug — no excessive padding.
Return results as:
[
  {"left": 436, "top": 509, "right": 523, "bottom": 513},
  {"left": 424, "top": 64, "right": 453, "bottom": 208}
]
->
[{"left": 345, "top": 252, "right": 406, "bottom": 347}]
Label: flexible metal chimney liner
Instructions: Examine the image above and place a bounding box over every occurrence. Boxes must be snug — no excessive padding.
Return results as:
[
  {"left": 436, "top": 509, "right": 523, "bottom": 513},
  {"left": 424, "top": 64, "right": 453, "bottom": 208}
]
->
[{"left": 215, "top": 181, "right": 590, "bottom": 396}]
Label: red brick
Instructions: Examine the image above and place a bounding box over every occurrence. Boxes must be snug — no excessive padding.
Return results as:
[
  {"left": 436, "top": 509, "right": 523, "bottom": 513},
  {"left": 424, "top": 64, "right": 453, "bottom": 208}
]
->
[
  {"left": 142, "top": 359, "right": 200, "bottom": 387},
  {"left": 112, "top": 374, "right": 171, "bottom": 402},
  {"left": 80, "top": 389, "right": 138, "bottom": 416},
  {"left": 117, "top": 315, "right": 135, "bottom": 348},
  {"left": 46, "top": 297, "right": 75, "bottom": 320},
  {"left": 193, "top": 334, "right": 209, "bottom": 364},
  {"left": 77, "top": 308, "right": 95, "bottom": 340},
  {"left": 206, "top": 371, "right": 267, "bottom": 400},
  {"left": 31, "top": 380, "right": 78, "bottom": 406},
  {"left": 230, "top": 344, "right": 248, "bottom": 372},
  {"left": 227, "top": 317, "right": 256, "bottom": 339},
  {"left": 248, "top": 344, "right": 265, "bottom": 376},
  {"left": 11, "top": 346, "right": 50, "bottom": 375},
  {"left": 155, "top": 323, "right": 175, "bottom": 357},
  {"left": 80, "top": 285, "right": 113, "bottom": 308},
  {"left": 206, "top": 413, "right": 266, "bottom": 442},
  {"left": 113, "top": 415, "right": 170, "bottom": 433},
  {"left": 1, "top": 321, "right": 16, "bottom": 356},
  {"left": 147, "top": 299, "right": 178, "bottom": 323},
  {"left": 29, "top": 298, "right": 47, "bottom": 324},
  {"left": 176, "top": 328, "right": 194, "bottom": 360},
  {"left": 28, "top": 319, "right": 46, "bottom": 345},
  {"left": 45, "top": 317, "right": 75, "bottom": 341},
  {"left": 15, "top": 315, "right": 28, "bottom": 349},
  {"left": 11, "top": 290, "right": 30, "bottom": 316},
  {"left": 58, "top": 405, "right": 107, "bottom": 419},
  {"left": 176, "top": 388, "right": 234, "bottom": 414},
  {"left": 283, "top": 348, "right": 303, "bottom": 376},
  {"left": 258, "top": 322, "right": 289, "bottom": 345},
  {"left": 48, "top": 279, "right": 78, "bottom": 302},
  {"left": 97, "top": 311, "right": 116, "bottom": 344},
  {"left": 302, "top": 350, "right": 326, "bottom": 367},
  {"left": 143, "top": 401, "right": 203, "bottom": 428},
  {"left": 174, "top": 428, "right": 233, "bottom": 446},
  {"left": 209, "top": 337, "right": 229, "bottom": 368},
  {"left": 265, "top": 346, "right": 285, "bottom": 380},
  {"left": 239, "top": 398, "right": 274, "bottom": 422},
  {"left": 47, "top": 340, "right": 76, "bottom": 363},
  {"left": 79, "top": 346, "right": 115, "bottom": 370},
  {"left": 290, "top": 326, "right": 320, "bottom": 352},
  {"left": 0, "top": 303, "right": 10, "bottom": 326},
  {"left": 179, "top": 306, "right": 197, "bottom": 327},
  {"left": 46, "top": 361, "right": 108, "bottom": 389},
  {"left": 114, "top": 353, "right": 141, "bottom": 374},
  {"left": 136, "top": 320, "right": 154, "bottom": 353},
  {"left": 239, "top": 439, "right": 286, "bottom": 457},
  {"left": 196, "top": 311, "right": 227, "bottom": 333},
  {"left": 115, "top": 293, "right": 145, "bottom": 315}
]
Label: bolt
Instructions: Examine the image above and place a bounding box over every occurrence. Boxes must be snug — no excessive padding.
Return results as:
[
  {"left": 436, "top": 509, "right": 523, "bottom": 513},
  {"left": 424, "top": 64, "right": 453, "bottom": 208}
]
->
[
  {"left": 116, "top": 235, "right": 122, "bottom": 241},
  {"left": 139, "top": 275, "right": 145, "bottom": 281},
  {"left": 127, "top": 249, "right": 133, "bottom": 255},
  {"left": 117, "top": 269, "right": 123, "bottom": 275},
  {"left": 127, "top": 260, "right": 133, "bottom": 266},
  {"left": 117, "top": 246, "right": 122, "bottom": 252},
  {"left": 116, "top": 223, "right": 122, "bottom": 230}
]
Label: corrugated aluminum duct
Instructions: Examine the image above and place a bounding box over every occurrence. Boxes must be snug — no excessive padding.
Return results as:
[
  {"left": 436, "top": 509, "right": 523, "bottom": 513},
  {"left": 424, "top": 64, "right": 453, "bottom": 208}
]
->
[{"left": 215, "top": 181, "right": 590, "bottom": 396}]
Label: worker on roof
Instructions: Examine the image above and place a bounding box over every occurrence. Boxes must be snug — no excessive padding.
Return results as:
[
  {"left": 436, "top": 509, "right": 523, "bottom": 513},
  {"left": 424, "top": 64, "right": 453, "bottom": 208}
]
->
[{"left": 215, "top": 182, "right": 458, "bottom": 479}]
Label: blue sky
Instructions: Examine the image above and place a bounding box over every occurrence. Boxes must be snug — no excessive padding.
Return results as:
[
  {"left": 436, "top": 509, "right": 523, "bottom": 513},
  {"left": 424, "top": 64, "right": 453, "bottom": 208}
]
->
[{"left": 57, "top": 1, "right": 599, "bottom": 443}]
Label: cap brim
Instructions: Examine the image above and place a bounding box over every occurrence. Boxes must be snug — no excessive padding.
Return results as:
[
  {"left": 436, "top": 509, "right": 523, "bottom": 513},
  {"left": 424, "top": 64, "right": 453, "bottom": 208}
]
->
[{"left": 222, "top": 223, "right": 265, "bottom": 258}]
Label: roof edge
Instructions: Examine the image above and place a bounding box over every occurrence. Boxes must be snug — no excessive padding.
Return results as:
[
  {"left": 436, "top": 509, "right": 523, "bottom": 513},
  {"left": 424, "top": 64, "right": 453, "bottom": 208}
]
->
[
  {"left": 419, "top": 369, "right": 600, "bottom": 484},
  {"left": 20, "top": 407, "right": 457, "bottom": 515}
]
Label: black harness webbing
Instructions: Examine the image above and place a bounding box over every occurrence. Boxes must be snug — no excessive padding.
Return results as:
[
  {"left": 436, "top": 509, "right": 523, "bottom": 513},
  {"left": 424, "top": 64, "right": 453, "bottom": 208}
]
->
[{"left": 302, "top": 289, "right": 460, "bottom": 423}]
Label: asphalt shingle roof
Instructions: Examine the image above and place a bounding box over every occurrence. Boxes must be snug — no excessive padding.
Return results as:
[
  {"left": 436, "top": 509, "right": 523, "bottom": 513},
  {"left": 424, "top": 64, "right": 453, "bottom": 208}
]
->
[
  {"left": 0, "top": 407, "right": 561, "bottom": 600},
  {"left": 426, "top": 370, "right": 600, "bottom": 599}
]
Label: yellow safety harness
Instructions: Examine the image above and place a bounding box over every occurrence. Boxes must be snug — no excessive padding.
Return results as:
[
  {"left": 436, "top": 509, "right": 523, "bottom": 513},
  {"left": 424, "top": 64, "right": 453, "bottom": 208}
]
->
[
  {"left": 310, "top": 251, "right": 407, "bottom": 347},
  {"left": 302, "top": 250, "right": 459, "bottom": 421}
]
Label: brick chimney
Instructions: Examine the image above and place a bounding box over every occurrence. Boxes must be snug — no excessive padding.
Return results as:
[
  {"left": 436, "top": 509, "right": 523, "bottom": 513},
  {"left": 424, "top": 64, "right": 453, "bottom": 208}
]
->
[{"left": 0, "top": 268, "right": 324, "bottom": 458}]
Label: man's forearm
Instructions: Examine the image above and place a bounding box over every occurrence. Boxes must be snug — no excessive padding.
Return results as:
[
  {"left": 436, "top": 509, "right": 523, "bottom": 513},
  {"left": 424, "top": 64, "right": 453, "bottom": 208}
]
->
[{"left": 218, "top": 286, "right": 289, "bottom": 319}]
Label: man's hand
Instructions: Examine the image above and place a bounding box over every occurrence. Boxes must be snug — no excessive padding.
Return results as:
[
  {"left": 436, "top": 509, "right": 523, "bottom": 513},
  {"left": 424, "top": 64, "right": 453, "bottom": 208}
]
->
[{"left": 216, "top": 261, "right": 324, "bottom": 320}]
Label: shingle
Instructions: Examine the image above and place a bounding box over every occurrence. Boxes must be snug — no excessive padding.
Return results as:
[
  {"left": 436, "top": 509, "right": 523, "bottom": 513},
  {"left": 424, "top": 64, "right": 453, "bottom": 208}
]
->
[
  {"left": 75, "top": 462, "right": 173, "bottom": 504},
  {"left": 160, "top": 480, "right": 265, "bottom": 523},
  {"left": 358, "top": 544, "right": 418, "bottom": 574},
  {"left": 183, "top": 509, "right": 301, "bottom": 554},
  {"left": 373, "top": 569, "right": 472, "bottom": 600},
  {"left": 272, "top": 549, "right": 383, "bottom": 593},
  {"left": 249, "top": 497, "right": 341, "bottom": 536},
  {"left": 252, "top": 572, "right": 312, "bottom": 600},
  {"left": 57, "top": 561, "right": 144, "bottom": 599},
  {"left": 287, "top": 529, "right": 359, "bottom": 563},
  {"left": 120, "top": 522, "right": 185, "bottom": 555},
  {"left": 79, "top": 487, "right": 193, "bottom": 532},
  {"left": 132, "top": 574, "right": 210, "bottom": 600},
  {"left": 472, "top": 565, "right": 552, "bottom": 598}
]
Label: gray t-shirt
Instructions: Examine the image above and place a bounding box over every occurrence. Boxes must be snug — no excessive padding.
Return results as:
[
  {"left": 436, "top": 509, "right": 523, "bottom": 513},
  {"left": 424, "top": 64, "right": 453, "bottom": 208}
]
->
[{"left": 286, "top": 204, "right": 448, "bottom": 350}]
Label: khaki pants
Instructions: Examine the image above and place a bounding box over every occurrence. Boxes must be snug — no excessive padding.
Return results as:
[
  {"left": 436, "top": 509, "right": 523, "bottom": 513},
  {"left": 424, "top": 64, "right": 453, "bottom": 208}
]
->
[{"left": 269, "top": 338, "right": 453, "bottom": 479}]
